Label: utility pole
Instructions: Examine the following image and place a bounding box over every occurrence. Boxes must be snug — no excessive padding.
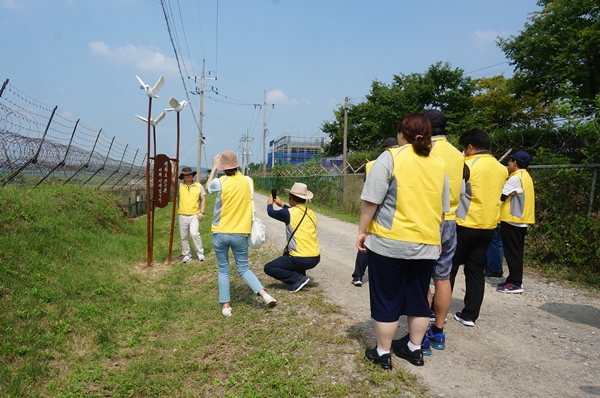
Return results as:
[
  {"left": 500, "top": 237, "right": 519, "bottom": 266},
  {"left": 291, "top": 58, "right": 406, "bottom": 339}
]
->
[
  {"left": 343, "top": 96, "right": 348, "bottom": 174},
  {"left": 189, "top": 59, "right": 217, "bottom": 182},
  {"left": 255, "top": 91, "right": 274, "bottom": 173},
  {"left": 239, "top": 130, "right": 252, "bottom": 174}
]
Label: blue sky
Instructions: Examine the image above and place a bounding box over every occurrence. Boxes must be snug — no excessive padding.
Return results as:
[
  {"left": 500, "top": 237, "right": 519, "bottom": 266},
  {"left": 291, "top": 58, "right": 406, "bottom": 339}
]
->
[{"left": 1, "top": 0, "right": 541, "bottom": 171}]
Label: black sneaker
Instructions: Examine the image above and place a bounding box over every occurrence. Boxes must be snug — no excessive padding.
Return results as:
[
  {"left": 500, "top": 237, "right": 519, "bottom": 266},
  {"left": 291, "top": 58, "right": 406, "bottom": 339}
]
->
[
  {"left": 351, "top": 277, "right": 363, "bottom": 286},
  {"left": 391, "top": 333, "right": 432, "bottom": 356},
  {"left": 454, "top": 312, "right": 475, "bottom": 327},
  {"left": 393, "top": 344, "right": 424, "bottom": 366},
  {"left": 365, "top": 347, "right": 392, "bottom": 370}
]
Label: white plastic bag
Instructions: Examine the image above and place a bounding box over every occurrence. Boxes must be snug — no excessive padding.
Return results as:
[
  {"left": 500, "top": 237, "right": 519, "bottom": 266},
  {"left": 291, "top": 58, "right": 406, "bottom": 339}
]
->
[
  {"left": 248, "top": 217, "right": 266, "bottom": 249},
  {"left": 246, "top": 175, "right": 265, "bottom": 249}
]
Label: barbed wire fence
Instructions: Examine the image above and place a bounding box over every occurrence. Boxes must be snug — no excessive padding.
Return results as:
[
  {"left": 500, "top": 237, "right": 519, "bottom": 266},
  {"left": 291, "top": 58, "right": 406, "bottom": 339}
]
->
[{"left": 0, "top": 79, "right": 148, "bottom": 217}]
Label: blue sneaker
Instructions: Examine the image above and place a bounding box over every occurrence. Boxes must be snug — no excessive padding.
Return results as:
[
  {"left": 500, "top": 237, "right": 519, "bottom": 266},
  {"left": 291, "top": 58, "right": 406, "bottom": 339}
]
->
[
  {"left": 391, "top": 334, "right": 432, "bottom": 356},
  {"left": 425, "top": 326, "right": 446, "bottom": 350}
]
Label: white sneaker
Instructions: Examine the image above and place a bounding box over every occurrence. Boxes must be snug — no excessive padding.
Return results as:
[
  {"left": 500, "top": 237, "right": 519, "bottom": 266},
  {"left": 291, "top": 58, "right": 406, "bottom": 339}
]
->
[
  {"left": 222, "top": 307, "right": 232, "bottom": 317},
  {"left": 262, "top": 293, "right": 277, "bottom": 307},
  {"left": 182, "top": 255, "right": 192, "bottom": 263},
  {"left": 198, "top": 254, "right": 206, "bottom": 261}
]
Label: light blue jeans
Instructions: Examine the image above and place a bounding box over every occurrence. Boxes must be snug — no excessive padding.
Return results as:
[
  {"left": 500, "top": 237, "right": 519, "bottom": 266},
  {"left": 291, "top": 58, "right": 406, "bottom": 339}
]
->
[{"left": 212, "top": 233, "right": 264, "bottom": 304}]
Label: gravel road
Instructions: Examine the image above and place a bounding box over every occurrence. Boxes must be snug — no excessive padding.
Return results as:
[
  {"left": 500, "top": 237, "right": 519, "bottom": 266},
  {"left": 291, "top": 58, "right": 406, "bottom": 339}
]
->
[{"left": 253, "top": 192, "right": 600, "bottom": 398}]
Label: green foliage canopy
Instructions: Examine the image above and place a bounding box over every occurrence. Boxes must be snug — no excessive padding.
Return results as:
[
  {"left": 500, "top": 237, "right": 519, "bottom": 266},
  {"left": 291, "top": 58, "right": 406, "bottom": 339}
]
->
[
  {"left": 322, "top": 62, "right": 476, "bottom": 156},
  {"left": 498, "top": 0, "right": 600, "bottom": 112}
]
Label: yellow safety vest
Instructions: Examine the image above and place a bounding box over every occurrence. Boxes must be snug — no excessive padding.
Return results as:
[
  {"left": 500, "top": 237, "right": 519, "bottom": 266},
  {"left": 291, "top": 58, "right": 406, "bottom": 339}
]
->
[
  {"left": 367, "top": 145, "right": 447, "bottom": 245},
  {"left": 211, "top": 173, "right": 252, "bottom": 234},
  {"left": 287, "top": 205, "right": 320, "bottom": 257},
  {"left": 431, "top": 137, "right": 464, "bottom": 220},
  {"left": 456, "top": 153, "right": 508, "bottom": 229},
  {"left": 178, "top": 182, "right": 204, "bottom": 215},
  {"left": 500, "top": 169, "right": 535, "bottom": 224}
]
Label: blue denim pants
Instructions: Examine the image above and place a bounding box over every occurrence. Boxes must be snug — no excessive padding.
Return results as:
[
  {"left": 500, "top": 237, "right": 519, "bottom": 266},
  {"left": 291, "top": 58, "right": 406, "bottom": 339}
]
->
[
  {"left": 212, "top": 233, "right": 264, "bottom": 304},
  {"left": 486, "top": 224, "right": 504, "bottom": 273}
]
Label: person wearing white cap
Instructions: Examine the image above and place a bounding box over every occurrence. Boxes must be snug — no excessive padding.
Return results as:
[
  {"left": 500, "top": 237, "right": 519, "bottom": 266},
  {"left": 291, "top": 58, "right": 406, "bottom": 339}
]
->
[
  {"left": 206, "top": 150, "right": 277, "bottom": 317},
  {"left": 264, "top": 182, "right": 320, "bottom": 293}
]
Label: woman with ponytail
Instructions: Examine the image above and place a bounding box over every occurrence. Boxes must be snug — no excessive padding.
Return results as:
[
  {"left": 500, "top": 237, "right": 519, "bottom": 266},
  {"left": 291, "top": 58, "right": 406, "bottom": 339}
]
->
[{"left": 358, "top": 113, "right": 450, "bottom": 369}]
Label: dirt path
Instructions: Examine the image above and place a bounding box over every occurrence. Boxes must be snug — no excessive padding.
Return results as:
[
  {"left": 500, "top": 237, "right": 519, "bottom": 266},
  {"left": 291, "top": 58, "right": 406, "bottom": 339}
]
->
[{"left": 253, "top": 192, "right": 600, "bottom": 397}]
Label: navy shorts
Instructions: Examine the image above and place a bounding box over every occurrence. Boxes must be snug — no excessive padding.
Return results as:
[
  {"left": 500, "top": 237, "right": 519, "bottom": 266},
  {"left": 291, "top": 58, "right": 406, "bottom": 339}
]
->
[{"left": 367, "top": 249, "right": 434, "bottom": 323}]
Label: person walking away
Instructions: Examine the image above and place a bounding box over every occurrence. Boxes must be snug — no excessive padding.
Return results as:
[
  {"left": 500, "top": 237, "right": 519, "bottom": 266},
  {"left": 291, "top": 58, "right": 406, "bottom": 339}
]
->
[
  {"left": 497, "top": 150, "right": 535, "bottom": 294},
  {"left": 359, "top": 113, "right": 450, "bottom": 369},
  {"left": 351, "top": 136, "right": 398, "bottom": 286},
  {"left": 206, "top": 150, "right": 276, "bottom": 317},
  {"left": 450, "top": 129, "right": 508, "bottom": 327},
  {"left": 423, "top": 109, "right": 464, "bottom": 350},
  {"left": 264, "top": 182, "right": 320, "bottom": 293},
  {"left": 176, "top": 166, "right": 207, "bottom": 263}
]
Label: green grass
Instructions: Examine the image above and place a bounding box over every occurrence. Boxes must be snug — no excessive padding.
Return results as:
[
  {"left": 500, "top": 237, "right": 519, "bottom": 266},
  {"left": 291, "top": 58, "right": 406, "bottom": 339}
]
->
[{"left": 0, "top": 185, "right": 426, "bottom": 397}]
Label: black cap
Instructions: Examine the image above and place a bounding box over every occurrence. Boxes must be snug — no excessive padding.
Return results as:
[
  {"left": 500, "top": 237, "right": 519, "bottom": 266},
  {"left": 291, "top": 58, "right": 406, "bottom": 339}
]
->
[
  {"left": 382, "top": 137, "right": 398, "bottom": 149},
  {"left": 423, "top": 109, "right": 447, "bottom": 130},
  {"left": 509, "top": 151, "right": 531, "bottom": 167}
]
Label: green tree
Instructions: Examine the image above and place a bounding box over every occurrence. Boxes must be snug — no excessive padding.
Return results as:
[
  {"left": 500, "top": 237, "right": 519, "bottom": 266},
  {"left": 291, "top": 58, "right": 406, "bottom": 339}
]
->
[
  {"left": 498, "top": 0, "right": 600, "bottom": 112},
  {"left": 472, "top": 75, "right": 557, "bottom": 132},
  {"left": 322, "top": 62, "right": 476, "bottom": 156}
]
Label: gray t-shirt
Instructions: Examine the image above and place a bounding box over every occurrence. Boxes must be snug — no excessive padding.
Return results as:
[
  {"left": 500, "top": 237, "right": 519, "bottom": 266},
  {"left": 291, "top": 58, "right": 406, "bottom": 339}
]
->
[{"left": 361, "top": 149, "right": 450, "bottom": 260}]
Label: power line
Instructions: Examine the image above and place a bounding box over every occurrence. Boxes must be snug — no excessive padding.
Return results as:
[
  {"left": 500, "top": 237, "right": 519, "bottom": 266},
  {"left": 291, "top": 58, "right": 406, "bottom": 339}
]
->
[{"left": 465, "top": 61, "right": 510, "bottom": 75}]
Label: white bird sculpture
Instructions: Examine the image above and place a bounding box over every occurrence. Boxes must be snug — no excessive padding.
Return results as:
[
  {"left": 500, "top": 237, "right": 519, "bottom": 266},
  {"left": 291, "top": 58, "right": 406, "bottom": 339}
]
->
[
  {"left": 135, "top": 110, "right": 167, "bottom": 127},
  {"left": 166, "top": 97, "right": 188, "bottom": 112},
  {"left": 136, "top": 75, "right": 165, "bottom": 98}
]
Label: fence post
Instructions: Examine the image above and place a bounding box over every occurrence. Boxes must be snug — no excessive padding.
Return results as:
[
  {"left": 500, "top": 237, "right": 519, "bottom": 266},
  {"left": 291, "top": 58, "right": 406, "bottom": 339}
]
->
[
  {"left": 112, "top": 148, "right": 138, "bottom": 190},
  {"left": 122, "top": 153, "right": 146, "bottom": 189},
  {"left": 589, "top": 167, "right": 598, "bottom": 216},
  {"left": 3, "top": 105, "right": 57, "bottom": 186},
  {"left": 64, "top": 129, "right": 102, "bottom": 185},
  {"left": 0, "top": 79, "right": 8, "bottom": 98},
  {"left": 37, "top": 119, "right": 79, "bottom": 186},
  {"left": 97, "top": 143, "right": 128, "bottom": 190},
  {"left": 82, "top": 136, "right": 114, "bottom": 187}
]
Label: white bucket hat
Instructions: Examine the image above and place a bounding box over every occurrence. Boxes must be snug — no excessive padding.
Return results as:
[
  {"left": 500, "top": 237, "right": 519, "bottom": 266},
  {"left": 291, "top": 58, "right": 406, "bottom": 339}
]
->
[{"left": 284, "top": 182, "right": 314, "bottom": 201}]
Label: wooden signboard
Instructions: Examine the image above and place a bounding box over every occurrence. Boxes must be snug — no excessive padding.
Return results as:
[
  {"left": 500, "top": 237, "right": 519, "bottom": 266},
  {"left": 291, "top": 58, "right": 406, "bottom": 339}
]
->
[{"left": 153, "top": 154, "right": 171, "bottom": 209}]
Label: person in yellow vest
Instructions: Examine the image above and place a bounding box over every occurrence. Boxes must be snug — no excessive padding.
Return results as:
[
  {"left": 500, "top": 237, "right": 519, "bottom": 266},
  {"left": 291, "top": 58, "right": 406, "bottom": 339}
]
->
[
  {"left": 351, "top": 136, "right": 398, "bottom": 287},
  {"left": 451, "top": 129, "right": 508, "bottom": 327},
  {"left": 422, "top": 109, "right": 464, "bottom": 350},
  {"left": 359, "top": 113, "right": 450, "bottom": 369},
  {"left": 176, "top": 167, "right": 207, "bottom": 263},
  {"left": 206, "top": 150, "right": 277, "bottom": 318},
  {"left": 497, "top": 150, "right": 535, "bottom": 294},
  {"left": 264, "top": 182, "right": 320, "bottom": 293}
]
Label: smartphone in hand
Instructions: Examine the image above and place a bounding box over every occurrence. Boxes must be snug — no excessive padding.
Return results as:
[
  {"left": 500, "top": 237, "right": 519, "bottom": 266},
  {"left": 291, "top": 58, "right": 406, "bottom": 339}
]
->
[{"left": 271, "top": 189, "right": 277, "bottom": 199}]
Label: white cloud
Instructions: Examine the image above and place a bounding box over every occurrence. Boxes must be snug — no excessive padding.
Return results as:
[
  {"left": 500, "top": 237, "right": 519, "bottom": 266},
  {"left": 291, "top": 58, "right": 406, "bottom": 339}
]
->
[
  {"left": 89, "top": 41, "right": 182, "bottom": 75},
  {"left": 266, "top": 89, "right": 302, "bottom": 105},
  {"left": 3, "top": 0, "right": 20, "bottom": 11},
  {"left": 471, "top": 30, "right": 502, "bottom": 51}
]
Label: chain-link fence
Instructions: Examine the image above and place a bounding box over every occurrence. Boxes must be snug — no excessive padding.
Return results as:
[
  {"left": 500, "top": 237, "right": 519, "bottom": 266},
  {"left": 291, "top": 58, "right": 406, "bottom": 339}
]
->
[{"left": 251, "top": 160, "right": 600, "bottom": 272}]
